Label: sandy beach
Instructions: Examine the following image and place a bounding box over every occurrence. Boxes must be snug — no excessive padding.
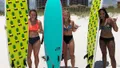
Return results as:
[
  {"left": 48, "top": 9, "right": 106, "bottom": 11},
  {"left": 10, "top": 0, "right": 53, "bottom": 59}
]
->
[{"left": 0, "top": 14, "right": 120, "bottom": 68}]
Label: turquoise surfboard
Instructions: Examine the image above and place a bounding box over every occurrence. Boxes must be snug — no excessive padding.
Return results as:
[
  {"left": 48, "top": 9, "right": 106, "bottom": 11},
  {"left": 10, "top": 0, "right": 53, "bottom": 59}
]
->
[{"left": 44, "top": 0, "right": 63, "bottom": 68}]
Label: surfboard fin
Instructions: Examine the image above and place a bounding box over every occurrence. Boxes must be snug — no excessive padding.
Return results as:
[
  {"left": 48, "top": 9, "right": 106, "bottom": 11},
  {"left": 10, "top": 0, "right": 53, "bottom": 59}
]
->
[
  {"left": 42, "top": 56, "right": 46, "bottom": 61},
  {"left": 86, "top": 64, "right": 90, "bottom": 68},
  {"left": 88, "top": 55, "right": 93, "bottom": 60},
  {"left": 61, "top": 54, "right": 64, "bottom": 61},
  {"left": 46, "top": 56, "right": 49, "bottom": 61},
  {"left": 84, "top": 54, "right": 88, "bottom": 59},
  {"left": 52, "top": 64, "right": 54, "bottom": 68},
  {"left": 4, "top": 26, "right": 7, "bottom": 30},
  {"left": 58, "top": 56, "right": 60, "bottom": 62},
  {"left": 11, "top": 60, "right": 15, "bottom": 68},
  {"left": 23, "top": 58, "right": 27, "bottom": 66},
  {"left": 41, "top": 56, "right": 49, "bottom": 61}
]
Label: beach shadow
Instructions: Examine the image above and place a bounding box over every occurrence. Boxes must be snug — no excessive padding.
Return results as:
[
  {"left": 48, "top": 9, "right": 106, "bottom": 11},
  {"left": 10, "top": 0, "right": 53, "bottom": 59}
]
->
[
  {"left": 60, "top": 66, "right": 78, "bottom": 68},
  {"left": 94, "top": 60, "right": 109, "bottom": 68}
]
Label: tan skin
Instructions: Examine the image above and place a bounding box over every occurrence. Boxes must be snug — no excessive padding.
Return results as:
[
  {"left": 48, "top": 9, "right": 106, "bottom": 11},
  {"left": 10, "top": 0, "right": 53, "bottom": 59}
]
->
[
  {"left": 63, "top": 10, "right": 79, "bottom": 68},
  {"left": 99, "top": 9, "right": 118, "bottom": 68},
  {"left": 27, "top": 10, "right": 43, "bottom": 68}
]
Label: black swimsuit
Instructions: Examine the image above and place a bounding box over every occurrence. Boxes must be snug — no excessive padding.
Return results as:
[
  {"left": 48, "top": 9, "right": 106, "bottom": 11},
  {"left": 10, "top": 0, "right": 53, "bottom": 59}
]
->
[
  {"left": 64, "top": 35, "right": 73, "bottom": 44},
  {"left": 100, "top": 36, "right": 114, "bottom": 44},
  {"left": 29, "top": 36, "right": 40, "bottom": 45}
]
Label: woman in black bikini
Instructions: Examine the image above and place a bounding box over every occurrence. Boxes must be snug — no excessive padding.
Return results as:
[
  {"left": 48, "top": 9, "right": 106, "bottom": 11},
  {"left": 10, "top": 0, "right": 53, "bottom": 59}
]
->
[
  {"left": 27, "top": 9, "right": 44, "bottom": 68},
  {"left": 63, "top": 10, "right": 79, "bottom": 68},
  {"left": 99, "top": 8, "right": 118, "bottom": 68}
]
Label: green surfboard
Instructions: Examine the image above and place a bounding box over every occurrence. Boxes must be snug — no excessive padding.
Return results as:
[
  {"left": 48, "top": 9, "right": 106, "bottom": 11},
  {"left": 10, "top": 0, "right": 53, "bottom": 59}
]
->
[
  {"left": 85, "top": 0, "right": 103, "bottom": 68},
  {"left": 6, "top": 0, "right": 28, "bottom": 68}
]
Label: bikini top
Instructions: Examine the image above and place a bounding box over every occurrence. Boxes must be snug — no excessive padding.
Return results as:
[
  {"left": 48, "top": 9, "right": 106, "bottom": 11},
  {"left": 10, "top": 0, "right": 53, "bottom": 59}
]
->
[
  {"left": 64, "top": 23, "right": 72, "bottom": 31},
  {"left": 29, "top": 20, "right": 40, "bottom": 31},
  {"left": 100, "top": 24, "right": 112, "bottom": 30}
]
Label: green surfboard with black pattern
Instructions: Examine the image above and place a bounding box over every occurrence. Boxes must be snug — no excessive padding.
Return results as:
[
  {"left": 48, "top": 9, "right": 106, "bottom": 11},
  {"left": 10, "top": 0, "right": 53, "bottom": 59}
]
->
[
  {"left": 85, "top": 0, "right": 103, "bottom": 68},
  {"left": 6, "top": 0, "right": 28, "bottom": 68}
]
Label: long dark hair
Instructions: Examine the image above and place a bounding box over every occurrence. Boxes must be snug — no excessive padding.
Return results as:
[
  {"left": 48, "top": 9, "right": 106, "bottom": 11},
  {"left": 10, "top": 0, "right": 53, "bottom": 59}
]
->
[
  {"left": 29, "top": 9, "right": 37, "bottom": 20},
  {"left": 98, "top": 8, "right": 109, "bottom": 24}
]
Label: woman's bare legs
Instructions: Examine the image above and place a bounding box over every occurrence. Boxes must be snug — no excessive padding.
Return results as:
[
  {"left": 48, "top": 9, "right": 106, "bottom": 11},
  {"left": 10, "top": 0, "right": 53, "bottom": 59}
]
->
[
  {"left": 33, "top": 40, "right": 41, "bottom": 68},
  {"left": 68, "top": 40, "right": 75, "bottom": 68},
  {"left": 27, "top": 44, "right": 33, "bottom": 68},
  {"left": 99, "top": 40, "right": 107, "bottom": 68},
  {"left": 107, "top": 40, "right": 116, "bottom": 68},
  {"left": 63, "top": 41, "right": 68, "bottom": 68}
]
